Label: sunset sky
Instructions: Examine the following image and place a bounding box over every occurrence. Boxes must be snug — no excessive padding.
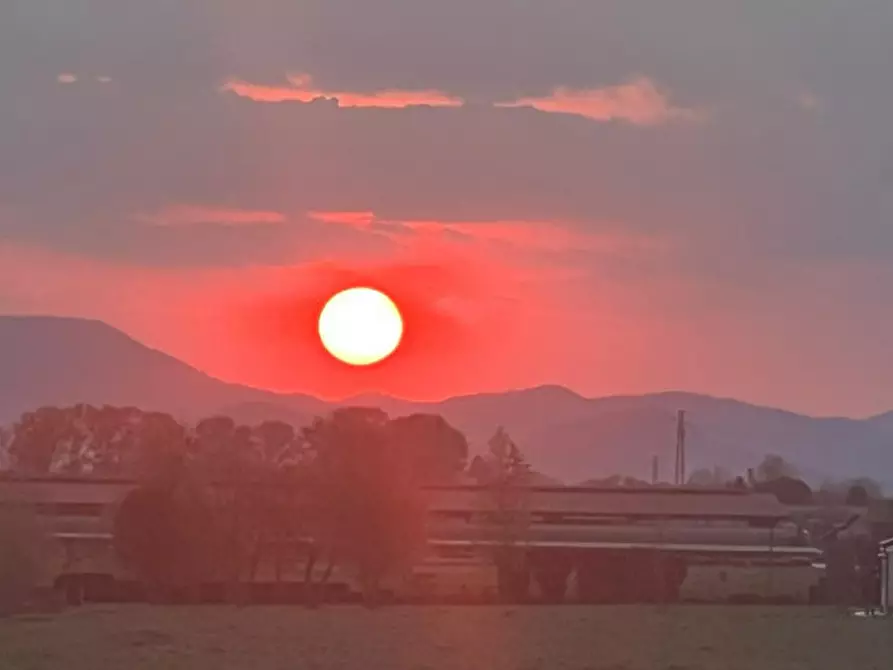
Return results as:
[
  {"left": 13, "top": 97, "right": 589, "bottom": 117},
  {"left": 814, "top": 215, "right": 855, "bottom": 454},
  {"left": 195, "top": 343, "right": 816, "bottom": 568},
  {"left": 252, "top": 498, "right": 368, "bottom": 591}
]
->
[{"left": 2, "top": 1, "right": 892, "bottom": 416}]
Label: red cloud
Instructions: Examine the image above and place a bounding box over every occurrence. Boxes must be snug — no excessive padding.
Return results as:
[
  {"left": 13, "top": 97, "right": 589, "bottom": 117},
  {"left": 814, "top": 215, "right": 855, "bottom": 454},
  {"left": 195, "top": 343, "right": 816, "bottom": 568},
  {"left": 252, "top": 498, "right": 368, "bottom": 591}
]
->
[
  {"left": 309, "top": 211, "right": 662, "bottom": 256},
  {"left": 139, "top": 205, "right": 286, "bottom": 227},
  {"left": 221, "top": 74, "right": 464, "bottom": 109},
  {"left": 399, "top": 220, "right": 627, "bottom": 253},
  {"left": 495, "top": 77, "right": 704, "bottom": 126},
  {"left": 308, "top": 211, "right": 376, "bottom": 228}
]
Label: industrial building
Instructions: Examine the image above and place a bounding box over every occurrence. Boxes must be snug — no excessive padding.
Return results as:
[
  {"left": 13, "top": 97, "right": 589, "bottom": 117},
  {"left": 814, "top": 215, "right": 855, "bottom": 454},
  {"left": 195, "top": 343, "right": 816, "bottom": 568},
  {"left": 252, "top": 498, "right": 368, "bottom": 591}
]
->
[{"left": 1, "top": 475, "right": 825, "bottom": 603}]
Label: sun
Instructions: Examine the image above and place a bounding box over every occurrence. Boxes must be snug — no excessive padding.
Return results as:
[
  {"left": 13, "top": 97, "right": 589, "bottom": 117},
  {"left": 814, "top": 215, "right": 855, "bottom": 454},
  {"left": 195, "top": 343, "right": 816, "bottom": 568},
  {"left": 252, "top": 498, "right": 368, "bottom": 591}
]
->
[{"left": 318, "top": 287, "right": 404, "bottom": 366}]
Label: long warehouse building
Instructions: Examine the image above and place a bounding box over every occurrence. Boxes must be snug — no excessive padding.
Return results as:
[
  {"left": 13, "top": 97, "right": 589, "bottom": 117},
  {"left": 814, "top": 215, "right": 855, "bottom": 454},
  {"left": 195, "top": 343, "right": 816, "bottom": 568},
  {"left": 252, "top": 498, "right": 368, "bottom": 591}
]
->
[{"left": 0, "top": 476, "right": 823, "bottom": 603}]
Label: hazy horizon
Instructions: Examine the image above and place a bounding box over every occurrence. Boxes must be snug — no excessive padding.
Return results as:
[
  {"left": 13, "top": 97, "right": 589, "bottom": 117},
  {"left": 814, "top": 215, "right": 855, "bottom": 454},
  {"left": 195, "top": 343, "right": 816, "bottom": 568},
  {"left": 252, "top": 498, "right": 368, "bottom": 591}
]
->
[
  {"left": 3, "top": 312, "right": 891, "bottom": 423},
  {"left": 3, "top": 2, "right": 893, "bottom": 417}
]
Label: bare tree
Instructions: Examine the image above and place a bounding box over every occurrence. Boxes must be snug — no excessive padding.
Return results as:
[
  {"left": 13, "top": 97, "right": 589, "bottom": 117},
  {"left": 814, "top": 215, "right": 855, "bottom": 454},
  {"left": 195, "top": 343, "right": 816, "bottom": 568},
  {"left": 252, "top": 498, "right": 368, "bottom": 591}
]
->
[{"left": 478, "top": 427, "right": 531, "bottom": 601}]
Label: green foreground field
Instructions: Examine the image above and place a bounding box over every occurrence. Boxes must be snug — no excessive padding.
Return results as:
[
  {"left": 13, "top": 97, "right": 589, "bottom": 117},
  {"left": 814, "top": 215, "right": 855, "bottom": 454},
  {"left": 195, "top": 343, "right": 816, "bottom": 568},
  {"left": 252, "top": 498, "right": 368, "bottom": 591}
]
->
[{"left": 1, "top": 605, "right": 892, "bottom": 670}]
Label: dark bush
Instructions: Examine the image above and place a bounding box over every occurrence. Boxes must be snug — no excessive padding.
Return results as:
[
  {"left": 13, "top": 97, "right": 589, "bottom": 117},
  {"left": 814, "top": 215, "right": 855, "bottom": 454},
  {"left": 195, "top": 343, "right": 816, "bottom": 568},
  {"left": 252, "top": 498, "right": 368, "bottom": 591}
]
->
[
  {"left": 755, "top": 476, "right": 814, "bottom": 505},
  {"left": 844, "top": 484, "right": 870, "bottom": 507},
  {"left": 0, "top": 506, "right": 47, "bottom": 615}
]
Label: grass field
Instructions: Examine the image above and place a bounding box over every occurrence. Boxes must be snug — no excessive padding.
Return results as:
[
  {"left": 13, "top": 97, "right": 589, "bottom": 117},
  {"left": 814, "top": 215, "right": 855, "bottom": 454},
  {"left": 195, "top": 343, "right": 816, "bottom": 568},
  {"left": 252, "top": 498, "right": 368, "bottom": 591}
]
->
[{"left": 2, "top": 605, "right": 892, "bottom": 670}]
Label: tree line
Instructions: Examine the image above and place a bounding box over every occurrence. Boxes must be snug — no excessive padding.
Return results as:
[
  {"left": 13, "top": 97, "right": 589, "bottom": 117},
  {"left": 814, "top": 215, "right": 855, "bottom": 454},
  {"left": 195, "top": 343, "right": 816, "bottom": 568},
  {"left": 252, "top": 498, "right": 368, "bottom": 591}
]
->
[
  {"left": 0, "top": 403, "right": 885, "bottom": 609},
  {"left": 0, "top": 405, "right": 471, "bottom": 481},
  {"left": 0, "top": 404, "right": 529, "bottom": 607},
  {"left": 686, "top": 453, "right": 883, "bottom": 507}
]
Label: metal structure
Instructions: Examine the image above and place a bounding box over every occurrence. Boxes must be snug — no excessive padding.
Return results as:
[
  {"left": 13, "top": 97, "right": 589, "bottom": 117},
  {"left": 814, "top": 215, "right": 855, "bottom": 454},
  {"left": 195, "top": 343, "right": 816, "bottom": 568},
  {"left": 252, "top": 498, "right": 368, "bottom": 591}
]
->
[
  {"left": 674, "top": 410, "right": 686, "bottom": 486},
  {"left": 879, "top": 538, "right": 893, "bottom": 614}
]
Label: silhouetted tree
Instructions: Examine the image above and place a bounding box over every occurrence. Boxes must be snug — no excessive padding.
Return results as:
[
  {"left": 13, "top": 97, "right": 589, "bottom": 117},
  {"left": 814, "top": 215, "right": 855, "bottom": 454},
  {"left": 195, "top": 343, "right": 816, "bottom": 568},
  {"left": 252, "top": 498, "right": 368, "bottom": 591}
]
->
[
  {"left": 6, "top": 405, "right": 188, "bottom": 477},
  {"left": 756, "top": 454, "right": 798, "bottom": 482},
  {"left": 238, "top": 421, "right": 304, "bottom": 592},
  {"left": 128, "top": 411, "right": 191, "bottom": 479},
  {"left": 80, "top": 406, "right": 187, "bottom": 477},
  {"left": 110, "top": 412, "right": 312, "bottom": 603},
  {"left": 817, "top": 477, "right": 883, "bottom": 507},
  {"left": 301, "top": 407, "right": 426, "bottom": 606},
  {"left": 8, "top": 406, "right": 77, "bottom": 473},
  {"left": 191, "top": 416, "right": 248, "bottom": 475},
  {"left": 0, "top": 506, "right": 47, "bottom": 616},
  {"left": 389, "top": 413, "right": 469, "bottom": 483},
  {"left": 755, "top": 454, "right": 798, "bottom": 482},
  {"left": 113, "top": 476, "right": 220, "bottom": 601},
  {"left": 845, "top": 484, "right": 870, "bottom": 507},
  {"left": 254, "top": 420, "right": 299, "bottom": 465},
  {"left": 479, "top": 427, "right": 531, "bottom": 600},
  {"left": 190, "top": 416, "right": 277, "bottom": 598},
  {"left": 255, "top": 465, "right": 309, "bottom": 593},
  {"left": 471, "top": 426, "right": 530, "bottom": 486},
  {"left": 755, "top": 475, "right": 813, "bottom": 505},
  {"left": 847, "top": 477, "right": 883, "bottom": 500}
]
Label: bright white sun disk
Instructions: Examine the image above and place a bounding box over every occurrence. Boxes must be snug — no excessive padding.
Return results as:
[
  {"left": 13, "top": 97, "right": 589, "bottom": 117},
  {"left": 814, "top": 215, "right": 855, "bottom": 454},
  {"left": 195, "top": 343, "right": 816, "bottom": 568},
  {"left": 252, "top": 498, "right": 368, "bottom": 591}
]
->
[{"left": 318, "top": 287, "right": 403, "bottom": 365}]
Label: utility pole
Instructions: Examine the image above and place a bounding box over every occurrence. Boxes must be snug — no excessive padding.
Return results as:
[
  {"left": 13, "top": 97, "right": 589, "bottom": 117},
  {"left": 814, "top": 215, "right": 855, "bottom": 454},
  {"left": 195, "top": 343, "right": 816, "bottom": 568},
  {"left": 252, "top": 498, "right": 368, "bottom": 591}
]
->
[
  {"left": 651, "top": 455, "right": 659, "bottom": 485},
  {"left": 674, "top": 410, "right": 686, "bottom": 486}
]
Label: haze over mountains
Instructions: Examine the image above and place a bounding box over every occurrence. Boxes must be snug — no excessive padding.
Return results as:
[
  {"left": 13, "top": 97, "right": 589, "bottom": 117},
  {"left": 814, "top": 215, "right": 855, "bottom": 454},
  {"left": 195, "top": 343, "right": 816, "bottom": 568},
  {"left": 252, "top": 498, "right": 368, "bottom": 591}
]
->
[{"left": 2, "top": 315, "right": 892, "bottom": 485}]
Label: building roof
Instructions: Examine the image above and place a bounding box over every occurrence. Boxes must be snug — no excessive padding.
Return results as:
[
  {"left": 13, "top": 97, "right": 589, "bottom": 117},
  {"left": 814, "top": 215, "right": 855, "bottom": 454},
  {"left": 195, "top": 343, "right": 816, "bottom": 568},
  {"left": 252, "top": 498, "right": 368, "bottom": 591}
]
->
[
  {"left": 426, "top": 485, "right": 790, "bottom": 521},
  {"left": 0, "top": 477, "right": 134, "bottom": 505},
  {"left": 1, "top": 477, "right": 791, "bottom": 522}
]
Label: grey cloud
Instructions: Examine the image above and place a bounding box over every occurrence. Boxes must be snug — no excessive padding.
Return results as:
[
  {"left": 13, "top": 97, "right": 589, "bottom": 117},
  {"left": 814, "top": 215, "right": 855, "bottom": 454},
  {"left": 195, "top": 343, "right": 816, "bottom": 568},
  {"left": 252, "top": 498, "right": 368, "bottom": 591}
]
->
[{"left": 0, "top": 0, "right": 892, "bottom": 273}]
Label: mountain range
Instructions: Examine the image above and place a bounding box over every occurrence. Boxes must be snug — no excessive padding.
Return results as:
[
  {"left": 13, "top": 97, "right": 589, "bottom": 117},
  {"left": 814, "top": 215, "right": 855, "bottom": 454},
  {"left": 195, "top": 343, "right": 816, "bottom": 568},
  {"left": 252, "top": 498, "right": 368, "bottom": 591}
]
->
[{"left": 2, "top": 315, "right": 892, "bottom": 485}]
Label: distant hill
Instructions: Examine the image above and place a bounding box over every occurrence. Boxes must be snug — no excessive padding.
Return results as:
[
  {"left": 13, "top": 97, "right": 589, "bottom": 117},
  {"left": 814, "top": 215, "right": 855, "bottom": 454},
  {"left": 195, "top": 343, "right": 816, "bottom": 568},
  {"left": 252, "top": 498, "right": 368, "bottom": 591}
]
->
[
  {"left": 2, "top": 315, "right": 892, "bottom": 486},
  {"left": 325, "top": 390, "right": 893, "bottom": 486},
  {"left": 0, "top": 315, "right": 323, "bottom": 425},
  {"left": 868, "top": 410, "right": 893, "bottom": 436}
]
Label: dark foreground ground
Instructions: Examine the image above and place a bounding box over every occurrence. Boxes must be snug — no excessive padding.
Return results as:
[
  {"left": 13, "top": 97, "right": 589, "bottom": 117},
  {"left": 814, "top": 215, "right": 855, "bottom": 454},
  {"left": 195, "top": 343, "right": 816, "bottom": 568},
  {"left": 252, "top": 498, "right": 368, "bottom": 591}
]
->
[{"left": 1, "top": 605, "right": 892, "bottom": 670}]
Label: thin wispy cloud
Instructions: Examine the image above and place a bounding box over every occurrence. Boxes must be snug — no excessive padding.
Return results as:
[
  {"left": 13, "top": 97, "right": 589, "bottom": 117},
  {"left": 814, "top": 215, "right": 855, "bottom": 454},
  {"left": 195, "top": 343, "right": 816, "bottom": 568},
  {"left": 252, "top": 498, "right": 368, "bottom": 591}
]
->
[
  {"left": 221, "top": 74, "right": 464, "bottom": 109},
  {"left": 495, "top": 77, "right": 704, "bottom": 126},
  {"left": 56, "top": 74, "right": 113, "bottom": 86},
  {"left": 310, "top": 210, "right": 662, "bottom": 256},
  {"left": 139, "top": 205, "right": 287, "bottom": 227},
  {"left": 401, "top": 220, "right": 655, "bottom": 254},
  {"left": 308, "top": 211, "right": 376, "bottom": 228}
]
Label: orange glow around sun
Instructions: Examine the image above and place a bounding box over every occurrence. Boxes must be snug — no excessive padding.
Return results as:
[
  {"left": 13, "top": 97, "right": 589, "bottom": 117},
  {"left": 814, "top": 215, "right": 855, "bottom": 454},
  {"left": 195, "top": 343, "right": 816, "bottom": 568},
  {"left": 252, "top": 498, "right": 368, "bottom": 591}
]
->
[{"left": 318, "top": 287, "right": 404, "bottom": 365}]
